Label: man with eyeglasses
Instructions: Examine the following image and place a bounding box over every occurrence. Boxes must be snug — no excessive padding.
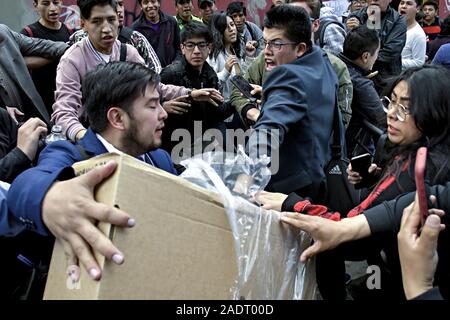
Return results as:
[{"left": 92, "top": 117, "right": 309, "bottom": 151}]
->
[
  {"left": 244, "top": 5, "right": 339, "bottom": 201},
  {"left": 159, "top": 21, "right": 232, "bottom": 156},
  {"left": 230, "top": 0, "right": 353, "bottom": 130}
]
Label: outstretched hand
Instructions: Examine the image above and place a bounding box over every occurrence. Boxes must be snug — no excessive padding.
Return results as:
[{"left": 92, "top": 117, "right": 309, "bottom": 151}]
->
[
  {"left": 42, "top": 161, "right": 136, "bottom": 282},
  {"left": 191, "top": 88, "right": 224, "bottom": 107}
]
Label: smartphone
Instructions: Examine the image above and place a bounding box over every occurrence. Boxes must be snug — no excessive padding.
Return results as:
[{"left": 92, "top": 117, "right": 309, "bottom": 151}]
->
[
  {"left": 350, "top": 153, "right": 372, "bottom": 176},
  {"left": 415, "top": 147, "right": 428, "bottom": 226},
  {"left": 230, "top": 75, "right": 260, "bottom": 103}
]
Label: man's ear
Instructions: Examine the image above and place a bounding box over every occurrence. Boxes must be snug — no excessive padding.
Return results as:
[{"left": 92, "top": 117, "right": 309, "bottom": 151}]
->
[
  {"left": 106, "top": 107, "right": 127, "bottom": 131},
  {"left": 361, "top": 51, "right": 369, "bottom": 64},
  {"left": 312, "top": 19, "right": 320, "bottom": 33},
  {"left": 296, "top": 42, "right": 308, "bottom": 58}
]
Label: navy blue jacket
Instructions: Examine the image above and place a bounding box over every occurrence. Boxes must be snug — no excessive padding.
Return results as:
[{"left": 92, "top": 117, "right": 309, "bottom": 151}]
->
[
  {"left": 6, "top": 128, "right": 176, "bottom": 236},
  {"left": 246, "top": 46, "right": 338, "bottom": 200}
]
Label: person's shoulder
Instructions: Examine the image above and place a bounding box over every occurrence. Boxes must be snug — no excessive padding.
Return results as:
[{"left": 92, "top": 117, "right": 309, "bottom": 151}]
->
[{"left": 148, "top": 148, "right": 175, "bottom": 171}]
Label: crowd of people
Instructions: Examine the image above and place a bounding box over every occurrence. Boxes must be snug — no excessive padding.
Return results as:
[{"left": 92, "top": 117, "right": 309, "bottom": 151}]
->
[{"left": 0, "top": 0, "right": 450, "bottom": 300}]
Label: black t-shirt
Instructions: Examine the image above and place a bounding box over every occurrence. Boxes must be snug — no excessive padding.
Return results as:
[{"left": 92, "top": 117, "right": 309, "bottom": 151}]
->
[{"left": 20, "top": 22, "right": 72, "bottom": 117}]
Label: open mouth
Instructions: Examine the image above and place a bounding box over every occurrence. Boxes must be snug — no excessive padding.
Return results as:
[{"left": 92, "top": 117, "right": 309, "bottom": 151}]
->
[
  {"left": 265, "top": 60, "right": 276, "bottom": 71},
  {"left": 399, "top": 10, "right": 407, "bottom": 15}
]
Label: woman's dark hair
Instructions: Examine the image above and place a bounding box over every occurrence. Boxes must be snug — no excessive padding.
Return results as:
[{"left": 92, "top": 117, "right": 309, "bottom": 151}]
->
[
  {"left": 380, "top": 65, "right": 450, "bottom": 185},
  {"left": 208, "top": 12, "right": 241, "bottom": 59}
]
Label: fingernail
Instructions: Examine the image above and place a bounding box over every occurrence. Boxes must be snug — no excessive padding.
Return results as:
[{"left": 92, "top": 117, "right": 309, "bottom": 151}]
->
[
  {"left": 112, "top": 253, "right": 124, "bottom": 264},
  {"left": 127, "top": 218, "right": 136, "bottom": 227},
  {"left": 426, "top": 215, "right": 441, "bottom": 228},
  {"left": 89, "top": 268, "right": 100, "bottom": 279}
]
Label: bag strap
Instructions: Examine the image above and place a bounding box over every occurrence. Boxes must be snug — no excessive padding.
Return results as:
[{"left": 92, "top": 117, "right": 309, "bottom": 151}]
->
[
  {"left": 119, "top": 42, "right": 127, "bottom": 62},
  {"left": 331, "top": 93, "right": 344, "bottom": 160}
]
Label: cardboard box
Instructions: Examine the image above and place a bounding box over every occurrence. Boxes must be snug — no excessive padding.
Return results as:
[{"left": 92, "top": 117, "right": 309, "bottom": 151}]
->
[{"left": 43, "top": 153, "right": 316, "bottom": 300}]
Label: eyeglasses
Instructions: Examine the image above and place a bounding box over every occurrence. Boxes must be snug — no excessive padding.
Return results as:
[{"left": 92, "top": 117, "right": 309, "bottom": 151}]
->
[
  {"left": 262, "top": 39, "right": 299, "bottom": 51},
  {"left": 183, "top": 41, "right": 209, "bottom": 51},
  {"left": 381, "top": 96, "right": 410, "bottom": 122}
]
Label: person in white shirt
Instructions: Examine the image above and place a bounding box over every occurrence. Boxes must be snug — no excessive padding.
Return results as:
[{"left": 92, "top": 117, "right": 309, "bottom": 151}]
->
[{"left": 399, "top": 0, "right": 426, "bottom": 69}]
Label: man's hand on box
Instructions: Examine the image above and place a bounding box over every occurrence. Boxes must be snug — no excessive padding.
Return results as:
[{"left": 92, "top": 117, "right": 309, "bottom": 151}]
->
[{"left": 42, "top": 161, "right": 136, "bottom": 282}]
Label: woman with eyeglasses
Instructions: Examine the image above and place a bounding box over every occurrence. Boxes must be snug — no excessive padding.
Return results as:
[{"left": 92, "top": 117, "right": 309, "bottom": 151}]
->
[{"left": 255, "top": 65, "right": 450, "bottom": 299}]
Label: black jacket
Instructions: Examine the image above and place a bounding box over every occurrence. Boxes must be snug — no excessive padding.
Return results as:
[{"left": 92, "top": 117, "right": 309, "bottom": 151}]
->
[
  {"left": 132, "top": 11, "right": 181, "bottom": 68},
  {"left": 159, "top": 57, "right": 234, "bottom": 154},
  {"left": 349, "top": 7, "right": 407, "bottom": 81},
  {"left": 0, "top": 108, "right": 32, "bottom": 183},
  {"left": 364, "top": 181, "right": 450, "bottom": 300},
  {"left": 338, "top": 53, "right": 386, "bottom": 156}
]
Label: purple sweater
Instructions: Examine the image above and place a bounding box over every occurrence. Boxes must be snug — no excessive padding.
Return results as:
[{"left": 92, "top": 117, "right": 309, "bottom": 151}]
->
[{"left": 51, "top": 37, "right": 188, "bottom": 141}]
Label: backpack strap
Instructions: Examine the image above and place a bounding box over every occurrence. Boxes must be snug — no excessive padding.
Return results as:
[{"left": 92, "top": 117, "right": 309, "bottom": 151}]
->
[{"left": 119, "top": 43, "right": 127, "bottom": 62}]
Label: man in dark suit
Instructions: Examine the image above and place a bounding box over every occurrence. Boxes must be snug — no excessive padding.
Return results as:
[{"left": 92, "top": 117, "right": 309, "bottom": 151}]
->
[
  {"left": 245, "top": 5, "right": 338, "bottom": 201},
  {"left": 7, "top": 61, "right": 177, "bottom": 281}
]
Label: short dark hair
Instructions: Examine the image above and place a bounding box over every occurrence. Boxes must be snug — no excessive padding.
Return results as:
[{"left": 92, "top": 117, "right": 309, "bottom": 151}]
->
[
  {"left": 83, "top": 62, "right": 160, "bottom": 133},
  {"left": 77, "top": 0, "right": 117, "bottom": 20},
  {"left": 423, "top": 0, "right": 438, "bottom": 10},
  {"left": 181, "top": 21, "right": 212, "bottom": 43},
  {"left": 264, "top": 4, "right": 312, "bottom": 47},
  {"left": 343, "top": 25, "right": 380, "bottom": 60},
  {"left": 227, "top": 2, "right": 247, "bottom": 16}
]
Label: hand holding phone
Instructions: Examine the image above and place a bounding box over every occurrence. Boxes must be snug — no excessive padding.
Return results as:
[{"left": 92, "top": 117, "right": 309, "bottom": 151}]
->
[
  {"left": 415, "top": 147, "right": 428, "bottom": 226},
  {"left": 230, "top": 75, "right": 261, "bottom": 103},
  {"left": 350, "top": 153, "right": 372, "bottom": 176}
]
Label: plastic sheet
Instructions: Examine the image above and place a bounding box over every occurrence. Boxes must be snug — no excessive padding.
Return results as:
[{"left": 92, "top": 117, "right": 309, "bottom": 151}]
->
[{"left": 181, "top": 147, "right": 317, "bottom": 300}]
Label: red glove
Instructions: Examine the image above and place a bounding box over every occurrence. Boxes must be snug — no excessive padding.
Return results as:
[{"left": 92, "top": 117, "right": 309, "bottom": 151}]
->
[{"left": 293, "top": 200, "right": 341, "bottom": 221}]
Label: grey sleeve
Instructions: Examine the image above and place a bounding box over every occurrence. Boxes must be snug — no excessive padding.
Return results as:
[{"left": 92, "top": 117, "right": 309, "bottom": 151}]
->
[{"left": 12, "top": 28, "right": 69, "bottom": 59}]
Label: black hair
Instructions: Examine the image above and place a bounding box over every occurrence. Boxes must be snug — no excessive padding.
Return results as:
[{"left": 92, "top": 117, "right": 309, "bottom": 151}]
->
[
  {"left": 343, "top": 25, "right": 380, "bottom": 60},
  {"left": 440, "top": 15, "right": 450, "bottom": 36},
  {"left": 380, "top": 65, "right": 450, "bottom": 185},
  {"left": 77, "top": 0, "right": 117, "bottom": 19},
  {"left": 264, "top": 4, "right": 312, "bottom": 47},
  {"left": 181, "top": 21, "right": 212, "bottom": 43},
  {"left": 227, "top": 2, "right": 247, "bottom": 16},
  {"left": 422, "top": 0, "right": 438, "bottom": 10},
  {"left": 82, "top": 61, "right": 160, "bottom": 133},
  {"left": 208, "top": 12, "right": 242, "bottom": 59}
]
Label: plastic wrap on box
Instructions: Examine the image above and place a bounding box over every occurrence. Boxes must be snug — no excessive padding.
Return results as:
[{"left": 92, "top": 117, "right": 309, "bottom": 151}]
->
[{"left": 181, "top": 148, "right": 317, "bottom": 300}]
